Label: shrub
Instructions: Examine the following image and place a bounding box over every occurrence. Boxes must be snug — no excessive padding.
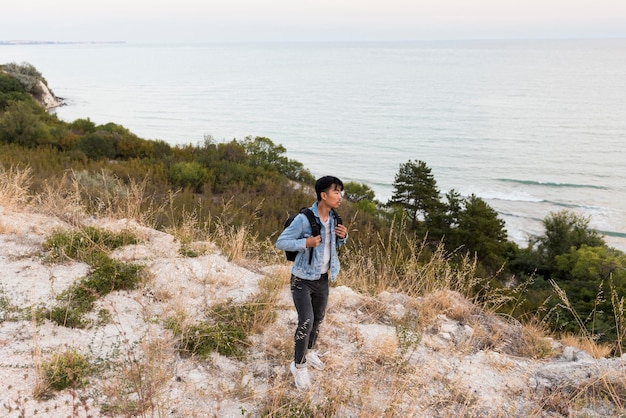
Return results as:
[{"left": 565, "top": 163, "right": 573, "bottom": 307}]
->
[
  {"left": 68, "top": 118, "right": 97, "bottom": 135},
  {"left": 0, "top": 72, "right": 30, "bottom": 110},
  {"left": 171, "top": 293, "right": 278, "bottom": 359},
  {"left": 0, "top": 71, "right": 25, "bottom": 94},
  {"left": 0, "top": 100, "right": 50, "bottom": 147},
  {"left": 77, "top": 131, "right": 116, "bottom": 160},
  {"left": 46, "top": 255, "right": 144, "bottom": 328},
  {"left": 39, "top": 349, "right": 91, "bottom": 393},
  {"left": 168, "top": 161, "right": 211, "bottom": 193},
  {"left": 2, "top": 62, "right": 45, "bottom": 95},
  {"left": 43, "top": 226, "right": 139, "bottom": 264}
]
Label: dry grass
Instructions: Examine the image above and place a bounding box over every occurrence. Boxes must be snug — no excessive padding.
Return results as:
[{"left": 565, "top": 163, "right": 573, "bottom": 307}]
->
[
  {"left": 417, "top": 289, "right": 478, "bottom": 326},
  {"left": 0, "top": 165, "right": 32, "bottom": 209},
  {"left": 32, "top": 172, "right": 86, "bottom": 226},
  {"left": 370, "top": 334, "right": 400, "bottom": 364},
  {"left": 340, "top": 231, "right": 512, "bottom": 316},
  {"left": 560, "top": 333, "right": 612, "bottom": 359},
  {"left": 516, "top": 318, "right": 556, "bottom": 359},
  {"left": 100, "top": 332, "right": 176, "bottom": 417},
  {"left": 0, "top": 219, "right": 16, "bottom": 235},
  {"left": 551, "top": 279, "right": 615, "bottom": 359}
]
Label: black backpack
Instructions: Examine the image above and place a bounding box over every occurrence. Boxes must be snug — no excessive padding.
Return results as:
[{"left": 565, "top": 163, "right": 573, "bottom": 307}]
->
[{"left": 283, "top": 208, "right": 342, "bottom": 263}]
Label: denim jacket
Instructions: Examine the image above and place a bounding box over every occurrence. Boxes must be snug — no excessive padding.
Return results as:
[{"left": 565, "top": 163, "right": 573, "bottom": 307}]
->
[{"left": 276, "top": 202, "right": 347, "bottom": 282}]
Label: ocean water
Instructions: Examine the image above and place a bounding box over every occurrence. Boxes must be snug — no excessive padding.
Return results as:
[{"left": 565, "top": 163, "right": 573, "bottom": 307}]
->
[{"left": 2, "top": 39, "right": 625, "bottom": 251}]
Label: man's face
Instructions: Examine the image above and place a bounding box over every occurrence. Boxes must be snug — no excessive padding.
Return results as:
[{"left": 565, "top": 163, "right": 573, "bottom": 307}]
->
[{"left": 323, "top": 184, "right": 343, "bottom": 208}]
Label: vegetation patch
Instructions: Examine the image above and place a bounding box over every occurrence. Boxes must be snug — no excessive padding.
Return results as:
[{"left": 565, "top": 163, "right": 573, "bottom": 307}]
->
[
  {"left": 43, "top": 226, "right": 140, "bottom": 264},
  {"left": 0, "top": 284, "right": 16, "bottom": 323},
  {"left": 37, "top": 349, "right": 92, "bottom": 397},
  {"left": 261, "top": 398, "right": 315, "bottom": 418},
  {"left": 99, "top": 335, "right": 175, "bottom": 417},
  {"left": 170, "top": 293, "right": 278, "bottom": 359},
  {"left": 43, "top": 254, "right": 144, "bottom": 328}
]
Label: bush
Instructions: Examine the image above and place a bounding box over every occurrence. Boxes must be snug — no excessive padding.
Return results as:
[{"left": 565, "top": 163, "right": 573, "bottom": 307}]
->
[
  {"left": 168, "top": 161, "right": 211, "bottom": 193},
  {"left": 2, "top": 62, "right": 45, "bottom": 95},
  {"left": 0, "top": 100, "right": 50, "bottom": 147},
  {"left": 46, "top": 254, "right": 145, "bottom": 328},
  {"left": 0, "top": 71, "right": 25, "bottom": 94},
  {"left": 77, "top": 131, "right": 116, "bottom": 160},
  {"left": 171, "top": 296, "right": 277, "bottom": 359},
  {"left": 43, "top": 226, "right": 139, "bottom": 264},
  {"left": 39, "top": 349, "right": 91, "bottom": 393},
  {"left": 0, "top": 72, "right": 29, "bottom": 110}
]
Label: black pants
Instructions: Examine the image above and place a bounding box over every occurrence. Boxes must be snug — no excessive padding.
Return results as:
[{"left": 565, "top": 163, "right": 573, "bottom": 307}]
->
[{"left": 290, "top": 274, "right": 329, "bottom": 365}]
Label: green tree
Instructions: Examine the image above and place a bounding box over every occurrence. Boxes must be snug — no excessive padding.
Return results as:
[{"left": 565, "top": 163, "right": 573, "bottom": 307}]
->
[
  {"left": 455, "top": 194, "right": 509, "bottom": 271},
  {"left": 428, "top": 188, "right": 463, "bottom": 244},
  {"left": 550, "top": 246, "right": 626, "bottom": 345},
  {"left": 344, "top": 181, "right": 379, "bottom": 216},
  {"left": 388, "top": 160, "right": 441, "bottom": 230},
  {"left": 240, "top": 136, "right": 313, "bottom": 182},
  {"left": 344, "top": 181, "right": 376, "bottom": 203},
  {"left": 533, "top": 210, "right": 605, "bottom": 276},
  {"left": 555, "top": 245, "right": 626, "bottom": 282}
]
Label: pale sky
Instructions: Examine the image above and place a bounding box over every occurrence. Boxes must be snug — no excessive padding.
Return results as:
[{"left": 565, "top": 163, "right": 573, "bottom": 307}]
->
[{"left": 2, "top": 0, "right": 626, "bottom": 42}]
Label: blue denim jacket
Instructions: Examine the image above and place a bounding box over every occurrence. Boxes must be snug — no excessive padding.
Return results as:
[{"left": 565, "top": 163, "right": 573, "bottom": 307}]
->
[{"left": 276, "top": 202, "right": 347, "bottom": 282}]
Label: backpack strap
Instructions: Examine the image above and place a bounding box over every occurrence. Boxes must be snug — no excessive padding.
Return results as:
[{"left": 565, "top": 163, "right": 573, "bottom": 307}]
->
[
  {"left": 330, "top": 208, "right": 342, "bottom": 226},
  {"left": 300, "top": 208, "right": 319, "bottom": 264}
]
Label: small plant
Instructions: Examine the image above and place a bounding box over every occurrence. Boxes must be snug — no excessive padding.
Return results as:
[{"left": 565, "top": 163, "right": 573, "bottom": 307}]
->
[
  {"left": 171, "top": 293, "right": 278, "bottom": 359},
  {"left": 172, "top": 301, "right": 257, "bottom": 358},
  {"left": 43, "top": 226, "right": 139, "bottom": 264},
  {"left": 44, "top": 255, "right": 145, "bottom": 328},
  {"left": 100, "top": 334, "right": 175, "bottom": 417},
  {"left": 178, "top": 243, "right": 201, "bottom": 257},
  {"left": 0, "top": 284, "right": 13, "bottom": 323},
  {"left": 396, "top": 322, "right": 421, "bottom": 355},
  {"left": 38, "top": 349, "right": 91, "bottom": 395}
]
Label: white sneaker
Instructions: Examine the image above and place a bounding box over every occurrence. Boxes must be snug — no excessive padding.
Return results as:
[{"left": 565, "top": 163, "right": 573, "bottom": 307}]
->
[
  {"left": 290, "top": 361, "right": 311, "bottom": 391},
  {"left": 305, "top": 350, "right": 325, "bottom": 370}
]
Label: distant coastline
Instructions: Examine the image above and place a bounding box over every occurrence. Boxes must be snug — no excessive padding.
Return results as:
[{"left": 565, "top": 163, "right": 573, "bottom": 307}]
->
[{"left": 0, "top": 40, "right": 126, "bottom": 45}]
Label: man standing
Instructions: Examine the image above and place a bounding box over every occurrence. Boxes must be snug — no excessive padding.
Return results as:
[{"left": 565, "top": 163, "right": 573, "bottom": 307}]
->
[{"left": 276, "top": 176, "right": 348, "bottom": 390}]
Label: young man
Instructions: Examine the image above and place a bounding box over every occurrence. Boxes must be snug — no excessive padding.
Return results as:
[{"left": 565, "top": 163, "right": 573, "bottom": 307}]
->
[{"left": 276, "top": 176, "right": 348, "bottom": 391}]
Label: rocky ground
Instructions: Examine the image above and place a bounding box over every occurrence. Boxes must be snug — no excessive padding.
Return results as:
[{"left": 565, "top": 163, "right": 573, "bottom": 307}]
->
[{"left": 1, "top": 205, "right": 625, "bottom": 417}]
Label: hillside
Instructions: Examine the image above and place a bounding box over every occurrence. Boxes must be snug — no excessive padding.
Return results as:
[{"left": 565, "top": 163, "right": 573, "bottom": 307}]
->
[{"left": 1, "top": 203, "right": 626, "bottom": 418}]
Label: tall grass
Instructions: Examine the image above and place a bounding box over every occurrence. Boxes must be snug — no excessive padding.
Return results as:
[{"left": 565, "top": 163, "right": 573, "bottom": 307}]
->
[
  {"left": 0, "top": 164, "right": 32, "bottom": 209},
  {"left": 99, "top": 332, "right": 175, "bottom": 417},
  {"left": 340, "top": 223, "right": 510, "bottom": 313},
  {"left": 549, "top": 278, "right": 620, "bottom": 358}
]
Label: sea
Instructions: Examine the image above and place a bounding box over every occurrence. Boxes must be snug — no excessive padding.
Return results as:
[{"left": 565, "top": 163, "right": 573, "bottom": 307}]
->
[{"left": 2, "top": 39, "right": 625, "bottom": 251}]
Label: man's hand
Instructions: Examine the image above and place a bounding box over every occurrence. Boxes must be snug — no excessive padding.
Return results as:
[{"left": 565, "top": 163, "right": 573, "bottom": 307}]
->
[
  {"left": 306, "top": 235, "right": 322, "bottom": 247},
  {"left": 335, "top": 224, "right": 348, "bottom": 239}
]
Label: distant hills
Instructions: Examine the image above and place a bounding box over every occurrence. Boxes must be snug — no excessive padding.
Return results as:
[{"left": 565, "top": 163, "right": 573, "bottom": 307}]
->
[{"left": 0, "top": 40, "right": 126, "bottom": 45}]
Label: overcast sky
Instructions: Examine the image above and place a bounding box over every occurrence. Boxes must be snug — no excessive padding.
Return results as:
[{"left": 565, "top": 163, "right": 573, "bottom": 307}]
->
[{"left": 2, "top": 0, "right": 626, "bottom": 42}]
